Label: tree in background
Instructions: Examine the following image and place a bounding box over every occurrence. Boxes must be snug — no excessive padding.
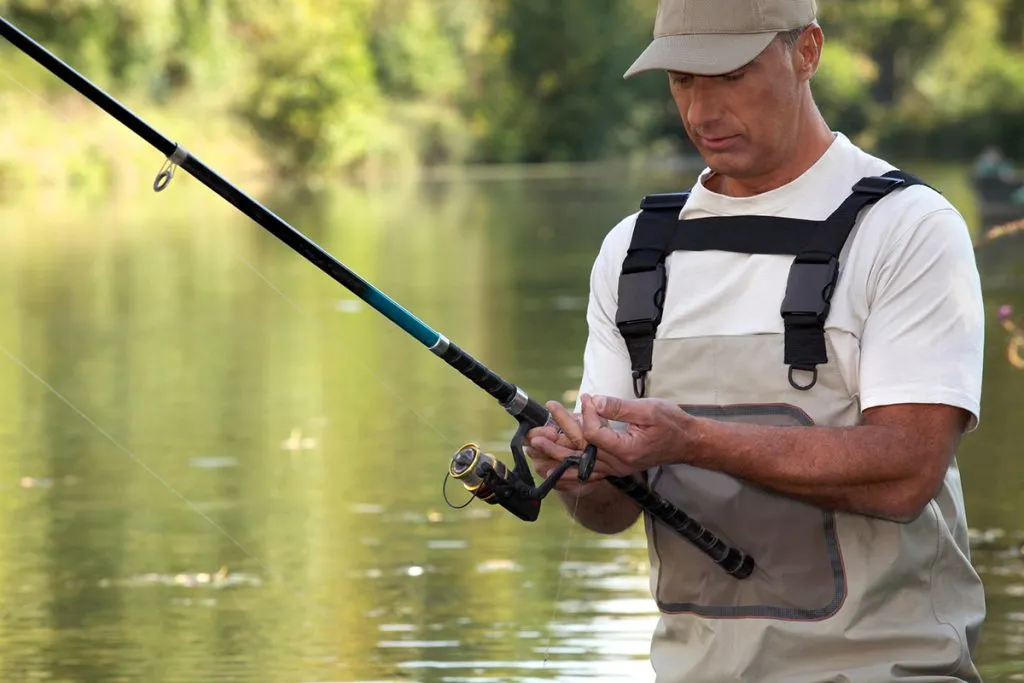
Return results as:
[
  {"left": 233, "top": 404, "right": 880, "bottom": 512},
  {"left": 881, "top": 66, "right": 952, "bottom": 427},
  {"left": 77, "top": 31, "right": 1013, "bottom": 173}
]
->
[{"left": 0, "top": 0, "right": 1021, "bottom": 176}]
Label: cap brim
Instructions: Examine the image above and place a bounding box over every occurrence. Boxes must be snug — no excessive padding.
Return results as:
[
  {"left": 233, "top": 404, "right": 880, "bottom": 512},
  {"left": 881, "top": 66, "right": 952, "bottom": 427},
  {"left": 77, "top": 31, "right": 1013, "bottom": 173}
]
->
[{"left": 623, "top": 32, "right": 777, "bottom": 78}]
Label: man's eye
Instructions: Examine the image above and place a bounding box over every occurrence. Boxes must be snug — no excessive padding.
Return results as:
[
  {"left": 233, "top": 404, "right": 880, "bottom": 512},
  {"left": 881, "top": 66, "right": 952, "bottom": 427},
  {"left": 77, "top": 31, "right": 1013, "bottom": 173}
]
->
[{"left": 720, "top": 71, "right": 745, "bottom": 82}]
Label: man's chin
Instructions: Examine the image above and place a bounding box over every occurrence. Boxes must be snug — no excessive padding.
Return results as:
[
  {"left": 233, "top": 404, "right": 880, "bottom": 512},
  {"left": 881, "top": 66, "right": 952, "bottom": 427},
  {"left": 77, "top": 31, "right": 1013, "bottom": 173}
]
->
[{"left": 703, "top": 154, "right": 750, "bottom": 178}]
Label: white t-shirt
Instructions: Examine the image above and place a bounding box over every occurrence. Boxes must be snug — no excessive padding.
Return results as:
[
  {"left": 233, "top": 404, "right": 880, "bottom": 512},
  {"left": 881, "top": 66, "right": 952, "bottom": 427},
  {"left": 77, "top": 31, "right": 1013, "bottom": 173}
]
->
[{"left": 577, "top": 133, "right": 985, "bottom": 428}]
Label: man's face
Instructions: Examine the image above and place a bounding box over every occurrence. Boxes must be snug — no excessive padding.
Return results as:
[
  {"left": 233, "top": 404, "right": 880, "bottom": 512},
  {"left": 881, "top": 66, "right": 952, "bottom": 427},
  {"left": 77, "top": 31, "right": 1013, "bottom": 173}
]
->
[{"left": 668, "top": 37, "right": 804, "bottom": 181}]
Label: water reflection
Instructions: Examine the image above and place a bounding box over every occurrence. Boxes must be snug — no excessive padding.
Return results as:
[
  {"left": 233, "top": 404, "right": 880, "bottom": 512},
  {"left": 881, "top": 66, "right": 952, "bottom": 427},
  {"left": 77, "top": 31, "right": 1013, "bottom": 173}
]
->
[{"left": 0, "top": 163, "right": 1022, "bottom": 681}]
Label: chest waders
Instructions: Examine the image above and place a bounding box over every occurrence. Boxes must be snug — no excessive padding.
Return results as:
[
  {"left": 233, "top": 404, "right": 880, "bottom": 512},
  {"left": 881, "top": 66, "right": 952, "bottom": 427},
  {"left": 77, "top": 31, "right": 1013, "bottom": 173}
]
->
[{"left": 615, "top": 171, "right": 986, "bottom": 682}]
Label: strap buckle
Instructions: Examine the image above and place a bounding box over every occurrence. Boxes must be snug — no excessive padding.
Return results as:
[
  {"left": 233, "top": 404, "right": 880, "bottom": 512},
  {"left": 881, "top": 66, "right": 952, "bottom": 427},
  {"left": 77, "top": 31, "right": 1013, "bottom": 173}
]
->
[
  {"left": 615, "top": 264, "right": 667, "bottom": 398},
  {"left": 780, "top": 256, "right": 839, "bottom": 323},
  {"left": 615, "top": 264, "right": 667, "bottom": 334}
]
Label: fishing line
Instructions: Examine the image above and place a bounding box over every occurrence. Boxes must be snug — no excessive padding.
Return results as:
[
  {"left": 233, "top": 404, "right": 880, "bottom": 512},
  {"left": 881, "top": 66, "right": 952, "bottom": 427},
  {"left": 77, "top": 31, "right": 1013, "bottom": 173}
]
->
[
  {"left": 0, "top": 342, "right": 275, "bottom": 579},
  {"left": 0, "top": 74, "right": 275, "bottom": 571},
  {"left": 0, "top": 62, "right": 468, "bottom": 609},
  {"left": 0, "top": 25, "right": 762, "bottom": 588},
  {"left": 3, "top": 49, "right": 596, "bottom": 662},
  {"left": 0, "top": 65, "right": 66, "bottom": 115},
  {"left": 1, "top": 24, "right": 766, "bottom": 677},
  {"left": 541, "top": 485, "right": 585, "bottom": 668},
  {"left": 0, "top": 219, "right": 462, "bottom": 611}
]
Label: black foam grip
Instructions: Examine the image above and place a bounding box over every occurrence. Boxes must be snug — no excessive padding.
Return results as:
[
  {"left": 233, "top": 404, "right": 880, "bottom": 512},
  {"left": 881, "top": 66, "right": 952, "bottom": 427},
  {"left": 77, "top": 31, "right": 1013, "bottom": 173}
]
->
[
  {"left": 440, "top": 341, "right": 516, "bottom": 405},
  {"left": 519, "top": 397, "right": 551, "bottom": 429},
  {"left": 608, "top": 476, "right": 755, "bottom": 579}
]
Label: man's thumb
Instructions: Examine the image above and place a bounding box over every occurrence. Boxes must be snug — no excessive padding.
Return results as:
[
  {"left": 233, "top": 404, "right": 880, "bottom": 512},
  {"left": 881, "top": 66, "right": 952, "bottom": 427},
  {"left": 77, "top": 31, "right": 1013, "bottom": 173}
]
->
[{"left": 591, "top": 394, "right": 627, "bottom": 420}]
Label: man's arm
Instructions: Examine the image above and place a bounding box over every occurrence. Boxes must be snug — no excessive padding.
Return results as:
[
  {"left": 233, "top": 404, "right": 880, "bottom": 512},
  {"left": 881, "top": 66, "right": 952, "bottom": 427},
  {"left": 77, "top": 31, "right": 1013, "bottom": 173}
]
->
[
  {"left": 554, "top": 481, "right": 643, "bottom": 534},
  {"left": 682, "top": 402, "right": 969, "bottom": 521}
]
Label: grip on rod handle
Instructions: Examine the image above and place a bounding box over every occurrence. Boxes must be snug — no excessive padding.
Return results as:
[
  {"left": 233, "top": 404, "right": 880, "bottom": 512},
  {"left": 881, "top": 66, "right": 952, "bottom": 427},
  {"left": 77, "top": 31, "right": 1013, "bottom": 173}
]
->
[
  {"left": 607, "top": 475, "right": 756, "bottom": 580},
  {"left": 439, "top": 341, "right": 517, "bottom": 404}
]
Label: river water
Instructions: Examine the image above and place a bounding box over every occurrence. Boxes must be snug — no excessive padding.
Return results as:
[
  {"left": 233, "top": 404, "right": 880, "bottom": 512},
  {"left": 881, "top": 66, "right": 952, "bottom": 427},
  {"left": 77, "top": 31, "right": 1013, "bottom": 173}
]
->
[{"left": 0, "top": 160, "right": 1022, "bottom": 682}]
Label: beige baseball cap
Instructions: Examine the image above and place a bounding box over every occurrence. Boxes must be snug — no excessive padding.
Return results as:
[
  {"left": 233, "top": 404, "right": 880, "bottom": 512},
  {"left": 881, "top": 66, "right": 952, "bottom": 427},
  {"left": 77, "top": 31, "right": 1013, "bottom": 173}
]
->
[{"left": 624, "top": 0, "right": 818, "bottom": 78}]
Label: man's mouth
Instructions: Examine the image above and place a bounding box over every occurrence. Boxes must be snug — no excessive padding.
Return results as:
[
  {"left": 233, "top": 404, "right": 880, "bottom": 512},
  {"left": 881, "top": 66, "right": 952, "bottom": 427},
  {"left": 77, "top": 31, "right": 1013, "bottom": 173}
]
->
[{"left": 700, "top": 134, "right": 740, "bottom": 151}]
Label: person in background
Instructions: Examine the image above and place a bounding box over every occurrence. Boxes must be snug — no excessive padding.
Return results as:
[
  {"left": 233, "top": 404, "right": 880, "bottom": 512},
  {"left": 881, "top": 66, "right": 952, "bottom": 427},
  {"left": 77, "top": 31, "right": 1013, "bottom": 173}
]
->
[{"left": 973, "top": 146, "right": 1017, "bottom": 183}]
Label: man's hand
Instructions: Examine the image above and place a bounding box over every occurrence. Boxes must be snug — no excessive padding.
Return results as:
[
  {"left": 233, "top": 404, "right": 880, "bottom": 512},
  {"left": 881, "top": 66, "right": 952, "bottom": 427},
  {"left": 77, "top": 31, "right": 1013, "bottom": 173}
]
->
[
  {"left": 579, "top": 393, "right": 693, "bottom": 475},
  {"left": 525, "top": 399, "right": 651, "bottom": 535},
  {"left": 525, "top": 400, "right": 622, "bottom": 497}
]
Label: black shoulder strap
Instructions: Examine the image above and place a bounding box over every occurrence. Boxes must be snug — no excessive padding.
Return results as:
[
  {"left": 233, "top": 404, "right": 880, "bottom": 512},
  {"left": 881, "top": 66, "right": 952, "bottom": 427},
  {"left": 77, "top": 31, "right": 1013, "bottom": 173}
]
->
[
  {"left": 615, "top": 192, "right": 690, "bottom": 398},
  {"left": 664, "top": 215, "right": 822, "bottom": 255},
  {"left": 781, "top": 169, "right": 929, "bottom": 390}
]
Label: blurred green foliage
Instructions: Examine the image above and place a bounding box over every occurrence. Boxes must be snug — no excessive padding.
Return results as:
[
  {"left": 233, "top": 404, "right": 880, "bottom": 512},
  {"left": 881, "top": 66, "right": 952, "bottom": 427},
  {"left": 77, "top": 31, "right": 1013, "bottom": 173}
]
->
[{"left": 0, "top": 0, "right": 1022, "bottom": 177}]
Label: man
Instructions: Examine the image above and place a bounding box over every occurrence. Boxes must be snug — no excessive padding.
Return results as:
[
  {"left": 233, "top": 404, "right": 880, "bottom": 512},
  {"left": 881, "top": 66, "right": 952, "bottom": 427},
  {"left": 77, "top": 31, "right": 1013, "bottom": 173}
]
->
[{"left": 525, "top": 0, "right": 987, "bottom": 681}]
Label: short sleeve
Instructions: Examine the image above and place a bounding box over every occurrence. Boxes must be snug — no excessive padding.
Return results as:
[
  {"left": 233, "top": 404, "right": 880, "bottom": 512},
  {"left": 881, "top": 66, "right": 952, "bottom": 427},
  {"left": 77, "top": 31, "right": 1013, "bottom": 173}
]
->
[
  {"left": 859, "top": 207, "right": 985, "bottom": 430},
  {"left": 574, "top": 214, "right": 639, "bottom": 411}
]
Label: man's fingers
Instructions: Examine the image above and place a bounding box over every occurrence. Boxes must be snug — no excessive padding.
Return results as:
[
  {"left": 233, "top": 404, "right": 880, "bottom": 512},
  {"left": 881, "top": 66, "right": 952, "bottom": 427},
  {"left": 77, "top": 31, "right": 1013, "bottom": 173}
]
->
[
  {"left": 588, "top": 394, "right": 640, "bottom": 423},
  {"left": 532, "top": 452, "right": 608, "bottom": 491},
  {"left": 546, "top": 400, "right": 584, "bottom": 445},
  {"left": 527, "top": 424, "right": 560, "bottom": 445},
  {"left": 528, "top": 435, "right": 577, "bottom": 461},
  {"left": 581, "top": 444, "right": 637, "bottom": 479},
  {"left": 580, "top": 395, "right": 626, "bottom": 452},
  {"left": 529, "top": 435, "right": 621, "bottom": 484}
]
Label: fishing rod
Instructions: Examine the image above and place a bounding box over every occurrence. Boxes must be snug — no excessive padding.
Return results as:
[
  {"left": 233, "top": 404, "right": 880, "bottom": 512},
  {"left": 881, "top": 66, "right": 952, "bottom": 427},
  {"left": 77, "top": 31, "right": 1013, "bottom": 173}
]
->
[{"left": 0, "top": 15, "right": 754, "bottom": 580}]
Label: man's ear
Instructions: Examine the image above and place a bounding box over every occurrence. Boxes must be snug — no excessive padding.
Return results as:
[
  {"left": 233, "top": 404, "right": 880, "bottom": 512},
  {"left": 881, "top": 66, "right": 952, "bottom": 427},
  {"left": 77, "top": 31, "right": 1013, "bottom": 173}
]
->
[{"left": 795, "top": 24, "right": 824, "bottom": 81}]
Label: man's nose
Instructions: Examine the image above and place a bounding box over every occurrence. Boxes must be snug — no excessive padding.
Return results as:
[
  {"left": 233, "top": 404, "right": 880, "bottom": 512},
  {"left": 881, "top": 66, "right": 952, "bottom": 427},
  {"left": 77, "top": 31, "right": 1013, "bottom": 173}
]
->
[{"left": 686, "top": 78, "right": 724, "bottom": 130}]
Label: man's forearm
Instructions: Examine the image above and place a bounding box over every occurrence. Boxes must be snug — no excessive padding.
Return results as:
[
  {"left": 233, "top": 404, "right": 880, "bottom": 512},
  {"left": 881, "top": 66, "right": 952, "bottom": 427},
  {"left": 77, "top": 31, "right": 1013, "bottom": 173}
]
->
[
  {"left": 681, "top": 405, "right": 964, "bottom": 521},
  {"left": 556, "top": 480, "right": 643, "bottom": 534}
]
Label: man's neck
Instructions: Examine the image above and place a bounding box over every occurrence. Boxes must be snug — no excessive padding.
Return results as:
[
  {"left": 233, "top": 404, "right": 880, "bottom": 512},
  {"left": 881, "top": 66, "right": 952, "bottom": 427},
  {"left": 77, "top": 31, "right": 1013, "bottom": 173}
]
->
[{"left": 705, "top": 117, "right": 835, "bottom": 198}]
